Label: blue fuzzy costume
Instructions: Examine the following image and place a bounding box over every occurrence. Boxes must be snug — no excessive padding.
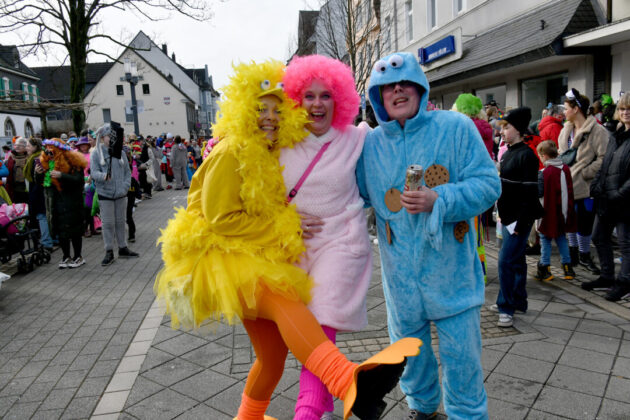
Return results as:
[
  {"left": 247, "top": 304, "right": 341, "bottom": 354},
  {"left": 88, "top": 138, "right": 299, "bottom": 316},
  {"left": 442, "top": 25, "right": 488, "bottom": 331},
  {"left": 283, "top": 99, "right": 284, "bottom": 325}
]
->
[{"left": 356, "top": 53, "right": 501, "bottom": 419}]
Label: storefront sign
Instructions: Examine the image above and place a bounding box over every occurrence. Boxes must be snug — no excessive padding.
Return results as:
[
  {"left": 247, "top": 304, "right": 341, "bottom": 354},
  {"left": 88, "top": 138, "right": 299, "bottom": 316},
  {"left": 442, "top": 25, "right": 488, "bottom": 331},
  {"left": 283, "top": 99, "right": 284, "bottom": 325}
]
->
[{"left": 418, "top": 35, "right": 456, "bottom": 65}]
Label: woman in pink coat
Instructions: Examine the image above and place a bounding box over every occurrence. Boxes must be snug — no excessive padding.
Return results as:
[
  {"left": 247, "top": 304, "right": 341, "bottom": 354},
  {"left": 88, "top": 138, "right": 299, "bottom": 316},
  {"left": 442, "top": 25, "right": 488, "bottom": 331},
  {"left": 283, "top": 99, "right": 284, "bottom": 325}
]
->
[{"left": 282, "top": 55, "right": 373, "bottom": 420}]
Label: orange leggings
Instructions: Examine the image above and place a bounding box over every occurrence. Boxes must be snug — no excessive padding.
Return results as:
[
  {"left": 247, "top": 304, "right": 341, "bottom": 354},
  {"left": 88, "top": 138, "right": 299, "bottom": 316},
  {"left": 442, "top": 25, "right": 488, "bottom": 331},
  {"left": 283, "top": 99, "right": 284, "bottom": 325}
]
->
[{"left": 240, "top": 287, "right": 355, "bottom": 403}]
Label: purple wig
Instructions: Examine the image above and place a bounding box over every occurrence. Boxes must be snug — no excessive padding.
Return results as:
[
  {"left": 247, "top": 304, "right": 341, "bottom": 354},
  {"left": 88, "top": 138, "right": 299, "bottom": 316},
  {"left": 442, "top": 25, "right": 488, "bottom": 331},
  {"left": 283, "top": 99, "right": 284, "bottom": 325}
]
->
[{"left": 283, "top": 55, "right": 360, "bottom": 129}]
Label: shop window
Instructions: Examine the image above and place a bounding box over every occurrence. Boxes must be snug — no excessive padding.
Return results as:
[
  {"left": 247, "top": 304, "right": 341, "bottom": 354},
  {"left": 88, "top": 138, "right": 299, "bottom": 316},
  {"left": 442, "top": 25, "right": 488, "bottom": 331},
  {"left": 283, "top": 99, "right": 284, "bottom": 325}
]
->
[
  {"left": 116, "top": 85, "right": 124, "bottom": 95},
  {"left": 474, "top": 84, "right": 507, "bottom": 110},
  {"left": 142, "top": 84, "right": 150, "bottom": 94},
  {"left": 520, "top": 72, "right": 568, "bottom": 117}
]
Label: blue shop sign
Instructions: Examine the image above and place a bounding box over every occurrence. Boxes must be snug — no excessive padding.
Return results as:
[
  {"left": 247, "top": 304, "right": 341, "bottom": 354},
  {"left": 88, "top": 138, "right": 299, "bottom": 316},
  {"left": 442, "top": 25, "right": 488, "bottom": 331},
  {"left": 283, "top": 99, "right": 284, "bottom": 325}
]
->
[{"left": 418, "top": 35, "right": 456, "bottom": 65}]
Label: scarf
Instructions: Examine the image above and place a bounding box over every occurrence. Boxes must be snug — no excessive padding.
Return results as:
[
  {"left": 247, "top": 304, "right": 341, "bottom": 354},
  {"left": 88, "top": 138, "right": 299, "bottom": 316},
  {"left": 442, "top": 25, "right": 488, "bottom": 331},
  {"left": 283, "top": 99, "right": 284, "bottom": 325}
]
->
[{"left": 23, "top": 150, "right": 42, "bottom": 183}]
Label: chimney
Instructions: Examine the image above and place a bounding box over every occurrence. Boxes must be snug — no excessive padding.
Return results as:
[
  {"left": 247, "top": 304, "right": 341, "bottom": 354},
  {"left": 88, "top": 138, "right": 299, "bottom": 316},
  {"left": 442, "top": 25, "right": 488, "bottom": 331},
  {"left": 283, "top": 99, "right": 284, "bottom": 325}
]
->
[
  {"left": 171, "top": 52, "right": 176, "bottom": 62},
  {"left": 162, "top": 44, "right": 167, "bottom": 55}
]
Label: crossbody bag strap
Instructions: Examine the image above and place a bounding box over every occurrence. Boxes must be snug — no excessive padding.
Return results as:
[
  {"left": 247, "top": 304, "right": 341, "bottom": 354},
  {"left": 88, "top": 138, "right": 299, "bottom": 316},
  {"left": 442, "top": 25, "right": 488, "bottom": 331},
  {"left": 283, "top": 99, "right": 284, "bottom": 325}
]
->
[{"left": 286, "top": 141, "right": 332, "bottom": 203}]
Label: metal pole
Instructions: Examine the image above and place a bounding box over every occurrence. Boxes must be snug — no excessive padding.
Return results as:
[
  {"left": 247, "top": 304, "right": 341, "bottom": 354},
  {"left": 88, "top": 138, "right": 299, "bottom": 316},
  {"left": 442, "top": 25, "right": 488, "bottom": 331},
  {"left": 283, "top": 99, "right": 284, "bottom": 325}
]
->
[{"left": 129, "top": 77, "right": 139, "bottom": 136}]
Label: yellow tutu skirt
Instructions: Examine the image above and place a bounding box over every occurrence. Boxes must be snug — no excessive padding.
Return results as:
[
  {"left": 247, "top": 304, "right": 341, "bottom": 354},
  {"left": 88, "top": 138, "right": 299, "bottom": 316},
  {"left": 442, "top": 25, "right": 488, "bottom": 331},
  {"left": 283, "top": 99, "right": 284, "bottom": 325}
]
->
[{"left": 154, "top": 208, "right": 312, "bottom": 330}]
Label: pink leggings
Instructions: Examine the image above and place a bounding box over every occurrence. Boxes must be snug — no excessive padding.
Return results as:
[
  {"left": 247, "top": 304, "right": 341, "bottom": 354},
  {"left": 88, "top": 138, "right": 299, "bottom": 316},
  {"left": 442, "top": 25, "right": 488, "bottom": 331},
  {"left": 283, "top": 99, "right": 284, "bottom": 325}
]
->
[{"left": 294, "top": 325, "right": 337, "bottom": 420}]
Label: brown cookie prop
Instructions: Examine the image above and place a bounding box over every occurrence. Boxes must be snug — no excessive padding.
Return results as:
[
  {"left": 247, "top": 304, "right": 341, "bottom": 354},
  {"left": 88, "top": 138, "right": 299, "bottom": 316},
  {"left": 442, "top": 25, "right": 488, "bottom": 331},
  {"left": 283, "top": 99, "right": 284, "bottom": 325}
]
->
[
  {"left": 454, "top": 221, "right": 469, "bottom": 243},
  {"left": 424, "top": 164, "right": 449, "bottom": 188},
  {"left": 384, "top": 188, "right": 402, "bottom": 213},
  {"left": 385, "top": 220, "right": 393, "bottom": 245}
]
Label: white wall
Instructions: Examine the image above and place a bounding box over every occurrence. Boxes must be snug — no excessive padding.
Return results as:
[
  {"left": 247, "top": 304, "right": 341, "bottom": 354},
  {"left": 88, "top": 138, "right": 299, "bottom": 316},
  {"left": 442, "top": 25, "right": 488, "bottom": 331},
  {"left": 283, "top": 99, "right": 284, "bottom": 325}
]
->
[
  {"left": 611, "top": 40, "right": 630, "bottom": 98},
  {"left": 130, "top": 33, "right": 199, "bottom": 106},
  {"left": 1, "top": 113, "right": 41, "bottom": 138},
  {"left": 84, "top": 50, "right": 190, "bottom": 137}
]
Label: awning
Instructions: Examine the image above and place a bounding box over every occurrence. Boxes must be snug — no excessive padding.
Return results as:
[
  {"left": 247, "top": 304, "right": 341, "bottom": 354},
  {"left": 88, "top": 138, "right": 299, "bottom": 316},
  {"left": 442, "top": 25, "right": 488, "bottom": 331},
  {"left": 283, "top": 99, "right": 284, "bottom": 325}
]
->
[
  {"left": 564, "top": 17, "right": 630, "bottom": 47},
  {"left": 425, "top": 0, "right": 599, "bottom": 87}
]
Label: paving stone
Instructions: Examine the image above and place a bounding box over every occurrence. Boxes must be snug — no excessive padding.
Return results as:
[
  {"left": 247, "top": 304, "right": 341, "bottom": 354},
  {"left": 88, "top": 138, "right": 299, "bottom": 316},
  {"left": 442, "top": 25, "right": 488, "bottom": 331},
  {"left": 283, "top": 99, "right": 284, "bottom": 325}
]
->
[
  {"left": 18, "top": 380, "right": 56, "bottom": 402},
  {"left": 170, "top": 403, "right": 232, "bottom": 420},
  {"left": 558, "top": 346, "right": 615, "bottom": 374},
  {"left": 494, "top": 354, "right": 554, "bottom": 383},
  {"left": 56, "top": 369, "right": 89, "bottom": 389},
  {"left": 526, "top": 409, "right": 572, "bottom": 419},
  {"left": 1, "top": 401, "right": 40, "bottom": 420},
  {"left": 542, "top": 302, "right": 586, "bottom": 318},
  {"left": 88, "top": 360, "right": 119, "bottom": 378},
  {"left": 61, "top": 395, "right": 99, "bottom": 419},
  {"left": 598, "top": 398, "right": 630, "bottom": 419},
  {"left": 171, "top": 369, "right": 238, "bottom": 402},
  {"left": 508, "top": 340, "right": 564, "bottom": 363},
  {"left": 75, "top": 376, "right": 110, "bottom": 398},
  {"left": 204, "top": 382, "right": 244, "bottom": 416},
  {"left": 533, "top": 386, "right": 601, "bottom": 419},
  {"left": 30, "top": 408, "right": 64, "bottom": 420},
  {"left": 0, "top": 395, "right": 19, "bottom": 417},
  {"left": 124, "top": 375, "right": 165, "bottom": 408},
  {"left": 125, "top": 388, "right": 197, "bottom": 420},
  {"left": 40, "top": 387, "right": 76, "bottom": 410},
  {"left": 153, "top": 333, "right": 208, "bottom": 357},
  {"left": 481, "top": 348, "right": 505, "bottom": 372},
  {"left": 484, "top": 372, "right": 543, "bottom": 407},
  {"left": 612, "top": 356, "right": 630, "bottom": 378},
  {"left": 485, "top": 397, "right": 528, "bottom": 420},
  {"left": 0, "top": 375, "right": 35, "bottom": 397},
  {"left": 142, "top": 358, "right": 204, "bottom": 387},
  {"left": 532, "top": 313, "right": 580, "bottom": 331},
  {"left": 547, "top": 365, "right": 608, "bottom": 397},
  {"left": 567, "top": 331, "right": 620, "bottom": 355},
  {"left": 605, "top": 375, "right": 630, "bottom": 403},
  {"left": 140, "top": 348, "right": 175, "bottom": 372},
  {"left": 576, "top": 319, "right": 623, "bottom": 339}
]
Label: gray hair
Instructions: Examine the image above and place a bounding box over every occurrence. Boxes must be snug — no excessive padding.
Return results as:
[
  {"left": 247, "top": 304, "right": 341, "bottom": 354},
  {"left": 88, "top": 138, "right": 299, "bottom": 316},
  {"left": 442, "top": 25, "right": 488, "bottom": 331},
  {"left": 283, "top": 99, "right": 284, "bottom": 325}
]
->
[
  {"left": 550, "top": 104, "right": 564, "bottom": 117},
  {"left": 15, "top": 137, "right": 28, "bottom": 147}
]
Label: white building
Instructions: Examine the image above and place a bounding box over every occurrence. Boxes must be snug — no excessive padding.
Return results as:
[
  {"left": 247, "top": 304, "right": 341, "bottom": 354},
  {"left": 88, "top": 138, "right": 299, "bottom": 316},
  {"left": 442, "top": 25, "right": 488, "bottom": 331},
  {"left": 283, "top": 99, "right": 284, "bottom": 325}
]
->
[
  {"left": 378, "top": 0, "right": 630, "bottom": 111},
  {"left": 83, "top": 47, "right": 196, "bottom": 138}
]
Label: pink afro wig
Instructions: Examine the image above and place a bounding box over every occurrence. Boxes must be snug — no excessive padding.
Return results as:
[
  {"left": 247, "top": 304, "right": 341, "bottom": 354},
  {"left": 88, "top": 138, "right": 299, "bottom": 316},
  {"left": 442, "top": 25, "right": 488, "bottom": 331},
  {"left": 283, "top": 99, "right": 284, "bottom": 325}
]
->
[{"left": 283, "top": 55, "right": 360, "bottom": 129}]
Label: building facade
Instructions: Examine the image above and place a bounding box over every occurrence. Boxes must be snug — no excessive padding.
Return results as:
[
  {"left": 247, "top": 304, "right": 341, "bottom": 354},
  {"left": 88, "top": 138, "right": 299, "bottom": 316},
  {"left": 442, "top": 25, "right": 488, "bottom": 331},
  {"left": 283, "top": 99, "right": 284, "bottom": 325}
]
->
[
  {"left": 375, "top": 0, "right": 629, "bottom": 111},
  {"left": 0, "top": 45, "right": 41, "bottom": 144}
]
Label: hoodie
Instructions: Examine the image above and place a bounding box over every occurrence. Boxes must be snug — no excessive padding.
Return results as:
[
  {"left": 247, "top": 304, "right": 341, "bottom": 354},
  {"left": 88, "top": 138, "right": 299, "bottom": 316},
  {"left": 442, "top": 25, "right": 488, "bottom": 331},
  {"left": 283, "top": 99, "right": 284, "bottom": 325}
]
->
[
  {"left": 357, "top": 52, "right": 501, "bottom": 320},
  {"left": 538, "top": 115, "right": 563, "bottom": 144}
]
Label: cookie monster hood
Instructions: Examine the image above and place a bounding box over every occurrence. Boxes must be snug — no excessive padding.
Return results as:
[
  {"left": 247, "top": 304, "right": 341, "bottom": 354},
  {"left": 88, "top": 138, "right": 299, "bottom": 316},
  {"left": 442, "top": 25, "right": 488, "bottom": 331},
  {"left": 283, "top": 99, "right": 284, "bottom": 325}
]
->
[{"left": 368, "top": 52, "right": 429, "bottom": 125}]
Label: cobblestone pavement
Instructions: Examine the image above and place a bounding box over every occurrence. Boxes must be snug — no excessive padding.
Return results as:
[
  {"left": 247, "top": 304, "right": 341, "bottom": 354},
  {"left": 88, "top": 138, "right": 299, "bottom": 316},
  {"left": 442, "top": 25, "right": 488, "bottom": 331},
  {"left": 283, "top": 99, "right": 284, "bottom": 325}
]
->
[{"left": 1, "top": 189, "right": 629, "bottom": 419}]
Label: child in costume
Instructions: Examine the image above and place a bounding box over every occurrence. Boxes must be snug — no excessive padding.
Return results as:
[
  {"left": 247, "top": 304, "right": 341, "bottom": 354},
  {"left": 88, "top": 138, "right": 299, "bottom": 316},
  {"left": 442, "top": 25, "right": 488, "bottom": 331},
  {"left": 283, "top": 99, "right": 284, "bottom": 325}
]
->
[
  {"left": 535, "top": 140, "right": 577, "bottom": 281},
  {"left": 356, "top": 52, "right": 501, "bottom": 419},
  {"left": 281, "top": 54, "right": 372, "bottom": 420},
  {"left": 39, "top": 139, "right": 88, "bottom": 268},
  {"left": 154, "top": 60, "right": 421, "bottom": 420}
]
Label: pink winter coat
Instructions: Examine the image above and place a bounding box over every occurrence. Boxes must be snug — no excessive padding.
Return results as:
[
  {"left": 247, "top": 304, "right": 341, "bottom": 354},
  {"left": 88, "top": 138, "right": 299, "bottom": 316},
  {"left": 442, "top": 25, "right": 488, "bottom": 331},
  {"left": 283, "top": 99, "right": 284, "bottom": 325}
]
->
[
  {"left": 280, "top": 124, "right": 372, "bottom": 332},
  {"left": 472, "top": 117, "right": 494, "bottom": 159}
]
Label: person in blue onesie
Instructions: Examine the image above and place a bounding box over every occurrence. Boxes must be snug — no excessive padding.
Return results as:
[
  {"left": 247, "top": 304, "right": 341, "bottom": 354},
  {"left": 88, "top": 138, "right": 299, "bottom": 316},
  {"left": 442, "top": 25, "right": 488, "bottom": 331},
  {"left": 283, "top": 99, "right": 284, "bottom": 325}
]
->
[{"left": 356, "top": 52, "right": 501, "bottom": 419}]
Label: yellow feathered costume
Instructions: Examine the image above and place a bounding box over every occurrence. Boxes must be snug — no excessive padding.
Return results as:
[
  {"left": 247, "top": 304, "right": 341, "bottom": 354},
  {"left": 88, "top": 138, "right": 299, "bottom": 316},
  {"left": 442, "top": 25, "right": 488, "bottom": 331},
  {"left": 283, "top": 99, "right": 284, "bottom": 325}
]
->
[{"left": 154, "top": 60, "right": 311, "bottom": 329}]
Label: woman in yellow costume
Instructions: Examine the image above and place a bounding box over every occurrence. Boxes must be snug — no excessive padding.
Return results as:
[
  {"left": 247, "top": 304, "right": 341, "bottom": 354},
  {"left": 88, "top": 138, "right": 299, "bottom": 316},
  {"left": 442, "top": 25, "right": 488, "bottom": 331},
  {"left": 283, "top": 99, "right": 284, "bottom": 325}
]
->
[{"left": 154, "top": 60, "right": 421, "bottom": 420}]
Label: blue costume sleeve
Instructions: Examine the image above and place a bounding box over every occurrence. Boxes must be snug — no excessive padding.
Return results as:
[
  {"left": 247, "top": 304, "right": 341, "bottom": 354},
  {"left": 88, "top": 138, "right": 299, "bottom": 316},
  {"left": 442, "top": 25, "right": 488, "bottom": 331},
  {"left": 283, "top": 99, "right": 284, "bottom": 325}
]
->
[
  {"left": 356, "top": 151, "right": 372, "bottom": 208},
  {"left": 426, "top": 118, "right": 501, "bottom": 249}
]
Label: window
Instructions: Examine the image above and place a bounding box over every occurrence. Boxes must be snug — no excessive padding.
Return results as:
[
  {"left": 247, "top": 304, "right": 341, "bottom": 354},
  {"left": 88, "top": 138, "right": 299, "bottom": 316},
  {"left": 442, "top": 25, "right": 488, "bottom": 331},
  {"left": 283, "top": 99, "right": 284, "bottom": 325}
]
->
[
  {"left": 125, "top": 106, "right": 134, "bottom": 123},
  {"left": 24, "top": 120, "right": 33, "bottom": 138},
  {"left": 405, "top": 1, "right": 413, "bottom": 41},
  {"left": 520, "top": 73, "right": 568, "bottom": 117},
  {"left": 30, "top": 84, "right": 38, "bottom": 103},
  {"left": 383, "top": 16, "right": 392, "bottom": 52},
  {"left": 102, "top": 108, "right": 111, "bottom": 123},
  {"left": 142, "top": 84, "right": 150, "bottom": 94},
  {"left": 428, "top": 0, "right": 437, "bottom": 30},
  {"left": 453, "top": 0, "right": 466, "bottom": 15},
  {"left": 4, "top": 118, "right": 15, "bottom": 136},
  {"left": 116, "top": 85, "right": 124, "bottom": 95},
  {"left": 0, "top": 77, "right": 9, "bottom": 99}
]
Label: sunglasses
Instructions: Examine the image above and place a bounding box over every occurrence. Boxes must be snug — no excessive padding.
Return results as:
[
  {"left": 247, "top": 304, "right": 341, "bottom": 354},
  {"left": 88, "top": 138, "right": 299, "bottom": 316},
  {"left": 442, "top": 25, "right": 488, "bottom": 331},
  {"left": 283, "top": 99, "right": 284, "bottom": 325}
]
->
[
  {"left": 566, "top": 88, "right": 582, "bottom": 109},
  {"left": 44, "top": 149, "right": 54, "bottom": 157}
]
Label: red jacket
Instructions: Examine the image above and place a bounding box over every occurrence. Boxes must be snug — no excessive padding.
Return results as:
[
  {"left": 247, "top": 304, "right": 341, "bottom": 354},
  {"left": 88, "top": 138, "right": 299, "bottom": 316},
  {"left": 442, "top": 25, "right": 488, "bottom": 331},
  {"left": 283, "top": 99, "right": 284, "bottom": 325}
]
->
[
  {"left": 472, "top": 117, "right": 494, "bottom": 159},
  {"left": 538, "top": 116, "right": 563, "bottom": 145},
  {"left": 524, "top": 134, "right": 543, "bottom": 169},
  {"left": 538, "top": 163, "right": 577, "bottom": 237}
]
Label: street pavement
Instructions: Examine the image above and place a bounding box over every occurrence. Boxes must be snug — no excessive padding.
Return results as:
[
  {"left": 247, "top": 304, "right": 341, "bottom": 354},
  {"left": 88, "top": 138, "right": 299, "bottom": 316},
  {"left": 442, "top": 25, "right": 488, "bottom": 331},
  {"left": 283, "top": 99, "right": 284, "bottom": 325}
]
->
[{"left": 0, "top": 188, "right": 629, "bottom": 420}]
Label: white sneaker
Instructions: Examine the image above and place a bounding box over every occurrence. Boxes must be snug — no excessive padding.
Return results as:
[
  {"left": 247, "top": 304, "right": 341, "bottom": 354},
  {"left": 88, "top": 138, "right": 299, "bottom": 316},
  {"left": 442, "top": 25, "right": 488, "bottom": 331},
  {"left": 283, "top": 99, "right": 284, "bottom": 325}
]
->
[
  {"left": 68, "top": 257, "right": 85, "bottom": 268},
  {"left": 58, "top": 257, "right": 72, "bottom": 269},
  {"left": 321, "top": 413, "right": 335, "bottom": 420},
  {"left": 489, "top": 304, "right": 499, "bottom": 312},
  {"left": 498, "top": 313, "right": 513, "bottom": 328}
]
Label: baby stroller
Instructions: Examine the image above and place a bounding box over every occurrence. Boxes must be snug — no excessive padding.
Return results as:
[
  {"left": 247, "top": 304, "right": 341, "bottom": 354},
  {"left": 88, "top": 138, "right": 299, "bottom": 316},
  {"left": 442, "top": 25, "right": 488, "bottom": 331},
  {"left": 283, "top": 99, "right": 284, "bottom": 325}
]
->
[{"left": 0, "top": 203, "right": 51, "bottom": 273}]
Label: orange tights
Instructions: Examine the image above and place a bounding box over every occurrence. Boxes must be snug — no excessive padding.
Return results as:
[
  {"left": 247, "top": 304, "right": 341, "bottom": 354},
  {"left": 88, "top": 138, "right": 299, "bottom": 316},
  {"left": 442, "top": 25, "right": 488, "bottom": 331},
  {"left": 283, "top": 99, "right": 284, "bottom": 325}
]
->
[{"left": 237, "top": 287, "right": 356, "bottom": 418}]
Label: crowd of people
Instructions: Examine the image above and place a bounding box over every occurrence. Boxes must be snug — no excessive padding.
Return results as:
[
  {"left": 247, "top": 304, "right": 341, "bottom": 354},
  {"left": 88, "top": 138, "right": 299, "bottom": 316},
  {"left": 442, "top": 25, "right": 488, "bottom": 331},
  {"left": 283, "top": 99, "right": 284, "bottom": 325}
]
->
[{"left": 0, "top": 127, "right": 205, "bottom": 270}]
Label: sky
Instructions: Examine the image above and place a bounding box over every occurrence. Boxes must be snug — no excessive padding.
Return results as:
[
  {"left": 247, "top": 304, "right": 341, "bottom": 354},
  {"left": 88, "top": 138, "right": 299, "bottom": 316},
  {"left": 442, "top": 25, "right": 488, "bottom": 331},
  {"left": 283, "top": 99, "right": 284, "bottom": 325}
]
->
[{"left": 9, "top": 0, "right": 314, "bottom": 91}]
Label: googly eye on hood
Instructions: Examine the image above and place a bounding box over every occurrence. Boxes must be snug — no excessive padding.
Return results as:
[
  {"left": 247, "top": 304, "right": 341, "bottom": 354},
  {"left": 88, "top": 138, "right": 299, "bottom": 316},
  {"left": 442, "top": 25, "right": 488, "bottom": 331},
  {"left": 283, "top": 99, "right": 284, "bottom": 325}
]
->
[{"left": 368, "top": 52, "right": 430, "bottom": 124}]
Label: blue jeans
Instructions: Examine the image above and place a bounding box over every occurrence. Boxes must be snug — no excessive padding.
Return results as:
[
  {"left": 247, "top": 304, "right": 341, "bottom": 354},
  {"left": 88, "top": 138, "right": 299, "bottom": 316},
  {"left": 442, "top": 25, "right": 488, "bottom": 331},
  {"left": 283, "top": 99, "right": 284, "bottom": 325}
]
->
[
  {"left": 497, "top": 223, "right": 532, "bottom": 316},
  {"left": 36, "top": 213, "right": 53, "bottom": 248},
  {"left": 539, "top": 233, "right": 571, "bottom": 265}
]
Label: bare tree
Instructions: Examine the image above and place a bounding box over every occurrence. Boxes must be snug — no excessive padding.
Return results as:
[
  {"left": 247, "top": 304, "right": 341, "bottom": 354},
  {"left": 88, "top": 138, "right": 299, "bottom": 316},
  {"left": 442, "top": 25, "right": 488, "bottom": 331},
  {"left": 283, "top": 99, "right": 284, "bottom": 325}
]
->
[
  {"left": 0, "top": 0, "right": 215, "bottom": 132},
  {"left": 313, "top": 0, "right": 391, "bottom": 95}
]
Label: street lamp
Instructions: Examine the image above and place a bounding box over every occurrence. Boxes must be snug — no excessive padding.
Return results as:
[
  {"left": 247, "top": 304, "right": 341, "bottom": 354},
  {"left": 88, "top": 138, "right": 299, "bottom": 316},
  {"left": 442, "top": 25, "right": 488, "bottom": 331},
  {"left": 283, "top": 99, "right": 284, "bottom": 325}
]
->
[{"left": 123, "top": 58, "right": 140, "bottom": 136}]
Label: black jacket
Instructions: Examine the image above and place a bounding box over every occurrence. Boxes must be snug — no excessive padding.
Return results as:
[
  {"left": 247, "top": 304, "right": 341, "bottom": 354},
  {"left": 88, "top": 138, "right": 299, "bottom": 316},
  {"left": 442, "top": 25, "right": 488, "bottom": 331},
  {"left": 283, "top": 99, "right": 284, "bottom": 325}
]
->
[
  {"left": 498, "top": 142, "right": 542, "bottom": 233},
  {"left": 591, "top": 127, "right": 630, "bottom": 220}
]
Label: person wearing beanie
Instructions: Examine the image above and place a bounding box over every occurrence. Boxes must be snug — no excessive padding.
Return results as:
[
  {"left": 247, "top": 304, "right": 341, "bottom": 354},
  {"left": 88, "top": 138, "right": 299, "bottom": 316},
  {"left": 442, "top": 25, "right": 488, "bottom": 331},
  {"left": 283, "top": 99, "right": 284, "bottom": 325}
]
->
[
  {"left": 558, "top": 88, "right": 609, "bottom": 274},
  {"left": 494, "top": 107, "right": 543, "bottom": 327}
]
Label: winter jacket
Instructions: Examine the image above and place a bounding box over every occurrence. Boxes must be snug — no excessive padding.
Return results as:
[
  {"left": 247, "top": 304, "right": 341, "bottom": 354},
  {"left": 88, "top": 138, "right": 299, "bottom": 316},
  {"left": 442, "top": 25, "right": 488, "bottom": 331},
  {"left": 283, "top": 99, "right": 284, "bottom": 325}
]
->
[
  {"left": 170, "top": 143, "right": 188, "bottom": 168},
  {"left": 498, "top": 142, "right": 542, "bottom": 233},
  {"left": 538, "top": 116, "right": 563, "bottom": 145},
  {"left": 558, "top": 116, "right": 609, "bottom": 200},
  {"left": 590, "top": 126, "right": 630, "bottom": 221},
  {"left": 473, "top": 117, "right": 494, "bottom": 159},
  {"left": 537, "top": 158, "right": 577, "bottom": 237},
  {"left": 90, "top": 145, "right": 131, "bottom": 200},
  {"left": 5, "top": 151, "right": 28, "bottom": 200},
  {"left": 49, "top": 169, "right": 85, "bottom": 239}
]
